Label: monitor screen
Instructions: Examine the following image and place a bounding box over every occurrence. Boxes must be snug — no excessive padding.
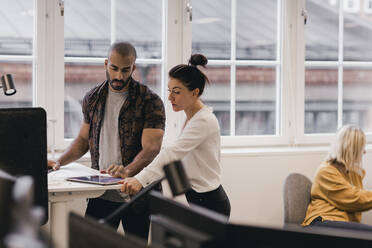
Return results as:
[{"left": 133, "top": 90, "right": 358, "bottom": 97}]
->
[
  {"left": 149, "top": 191, "right": 228, "bottom": 247},
  {"left": 0, "top": 176, "right": 15, "bottom": 244},
  {"left": 226, "top": 223, "right": 372, "bottom": 248},
  {"left": 149, "top": 190, "right": 372, "bottom": 248},
  {"left": 0, "top": 107, "right": 48, "bottom": 224}
]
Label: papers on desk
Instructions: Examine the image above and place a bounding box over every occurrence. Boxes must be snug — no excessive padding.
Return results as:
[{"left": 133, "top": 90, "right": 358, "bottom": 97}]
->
[
  {"left": 48, "top": 163, "right": 100, "bottom": 179},
  {"left": 48, "top": 163, "right": 122, "bottom": 192}
]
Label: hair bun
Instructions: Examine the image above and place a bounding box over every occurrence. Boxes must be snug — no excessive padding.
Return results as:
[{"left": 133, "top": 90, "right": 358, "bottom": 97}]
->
[{"left": 189, "top": 54, "right": 208, "bottom": 67}]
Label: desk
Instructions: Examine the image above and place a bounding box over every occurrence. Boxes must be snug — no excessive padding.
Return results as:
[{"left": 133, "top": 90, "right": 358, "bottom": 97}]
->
[{"left": 48, "top": 163, "right": 122, "bottom": 248}]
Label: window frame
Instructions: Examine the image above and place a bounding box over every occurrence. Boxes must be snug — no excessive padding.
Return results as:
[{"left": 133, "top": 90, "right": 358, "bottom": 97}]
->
[
  {"left": 364, "top": 0, "right": 372, "bottom": 13},
  {"left": 297, "top": 0, "right": 372, "bottom": 145},
  {"left": 31, "top": 0, "right": 372, "bottom": 151}
]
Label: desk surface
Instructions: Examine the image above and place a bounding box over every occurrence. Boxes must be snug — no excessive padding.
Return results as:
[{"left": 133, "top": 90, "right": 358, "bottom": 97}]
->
[{"left": 48, "top": 163, "right": 122, "bottom": 193}]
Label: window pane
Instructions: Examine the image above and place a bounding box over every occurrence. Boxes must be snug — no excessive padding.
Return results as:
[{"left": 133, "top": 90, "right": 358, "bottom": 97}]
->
[
  {"left": 236, "top": 0, "right": 277, "bottom": 60},
  {"left": 0, "top": 0, "right": 34, "bottom": 55},
  {"left": 64, "top": 62, "right": 162, "bottom": 138},
  {"left": 343, "top": 1, "right": 372, "bottom": 61},
  {"left": 236, "top": 66, "right": 276, "bottom": 135},
  {"left": 64, "top": 62, "right": 105, "bottom": 138},
  {"left": 0, "top": 62, "right": 32, "bottom": 108},
  {"left": 132, "top": 64, "right": 162, "bottom": 97},
  {"left": 305, "top": 0, "right": 339, "bottom": 61},
  {"left": 200, "top": 65, "right": 230, "bottom": 136},
  {"left": 64, "top": 0, "right": 110, "bottom": 57},
  {"left": 305, "top": 67, "right": 338, "bottom": 133},
  {"left": 115, "top": 0, "right": 162, "bottom": 59},
  {"left": 343, "top": 68, "right": 372, "bottom": 132},
  {"left": 192, "top": 0, "right": 231, "bottom": 60},
  {"left": 0, "top": 1, "right": 33, "bottom": 106}
]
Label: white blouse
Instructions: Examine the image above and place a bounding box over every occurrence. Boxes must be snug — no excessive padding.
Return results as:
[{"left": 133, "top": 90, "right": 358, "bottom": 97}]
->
[{"left": 135, "top": 106, "right": 221, "bottom": 193}]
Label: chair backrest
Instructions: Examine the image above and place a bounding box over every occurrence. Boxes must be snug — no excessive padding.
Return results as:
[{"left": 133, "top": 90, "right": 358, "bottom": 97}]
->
[{"left": 283, "top": 173, "right": 312, "bottom": 226}]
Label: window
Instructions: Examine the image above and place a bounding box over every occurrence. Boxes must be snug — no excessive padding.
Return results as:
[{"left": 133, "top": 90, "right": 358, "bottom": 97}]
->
[
  {"left": 364, "top": 0, "right": 372, "bottom": 13},
  {"left": 0, "top": 0, "right": 34, "bottom": 108},
  {"left": 343, "top": 0, "right": 360, "bottom": 12},
  {"left": 192, "top": 0, "right": 280, "bottom": 137},
  {"left": 63, "top": 0, "right": 165, "bottom": 139},
  {"left": 7, "top": 0, "right": 371, "bottom": 149},
  {"left": 304, "top": 0, "right": 372, "bottom": 139}
]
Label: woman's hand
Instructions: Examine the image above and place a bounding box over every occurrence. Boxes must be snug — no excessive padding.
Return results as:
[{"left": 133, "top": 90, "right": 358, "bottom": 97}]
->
[
  {"left": 106, "top": 164, "right": 129, "bottom": 178},
  {"left": 120, "top": 177, "right": 143, "bottom": 195}
]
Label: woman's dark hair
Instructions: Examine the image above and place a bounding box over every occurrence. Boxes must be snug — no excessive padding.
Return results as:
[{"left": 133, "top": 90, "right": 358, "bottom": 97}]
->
[{"left": 168, "top": 54, "right": 210, "bottom": 96}]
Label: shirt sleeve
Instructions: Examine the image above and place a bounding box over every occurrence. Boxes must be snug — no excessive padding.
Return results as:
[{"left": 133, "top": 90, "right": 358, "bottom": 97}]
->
[
  {"left": 316, "top": 166, "right": 372, "bottom": 212},
  {"left": 143, "top": 93, "right": 166, "bottom": 130},
  {"left": 82, "top": 93, "right": 91, "bottom": 124},
  {"left": 135, "top": 116, "right": 211, "bottom": 187}
]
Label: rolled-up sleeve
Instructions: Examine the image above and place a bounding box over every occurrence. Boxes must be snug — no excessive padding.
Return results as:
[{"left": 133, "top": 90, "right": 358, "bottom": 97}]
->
[
  {"left": 317, "top": 167, "right": 372, "bottom": 212},
  {"left": 143, "top": 94, "right": 165, "bottom": 130}
]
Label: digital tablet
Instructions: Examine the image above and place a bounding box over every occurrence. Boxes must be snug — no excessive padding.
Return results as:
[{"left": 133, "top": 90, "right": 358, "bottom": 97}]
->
[{"left": 66, "top": 175, "right": 123, "bottom": 185}]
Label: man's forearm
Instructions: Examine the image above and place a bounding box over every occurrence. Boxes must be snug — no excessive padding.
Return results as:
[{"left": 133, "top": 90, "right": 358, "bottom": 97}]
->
[
  {"left": 58, "top": 136, "right": 89, "bottom": 166},
  {"left": 125, "top": 147, "right": 160, "bottom": 177}
]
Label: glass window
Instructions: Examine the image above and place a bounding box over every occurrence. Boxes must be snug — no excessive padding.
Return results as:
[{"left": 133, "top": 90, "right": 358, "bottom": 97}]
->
[
  {"left": 344, "top": 4, "right": 372, "bottom": 61},
  {"left": 236, "top": 66, "right": 276, "bottom": 135},
  {"left": 64, "top": 0, "right": 110, "bottom": 57},
  {"left": 200, "top": 65, "right": 231, "bottom": 136},
  {"left": 344, "top": 0, "right": 359, "bottom": 12},
  {"left": 343, "top": 68, "right": 372, "bottom": 133},
  {"left": 305, "top": 0, "right": 372, "bottom": 135},
  {"left": 305, "top": 67, "right": 338, "bottom": 133},
  {"left": 64, "top": 0, "right": 164, "bottom": 139},
  {"left": 0, "top": 0, "right": 34, "bottom": 107},
  {"left": 192, "top": 0, "right": 279, "bottom": 136},
  {"left": 236, "top": 0, "right": 277, "bottom": 60},
  {"left": 192, "top": 0, "right": 231, "bottom": 60},
  {"left": 115, "top": 0, "right": 162, "bottom": 59},
  {"left": 305, "top": 0, "right": 339, "bottom": 61}
]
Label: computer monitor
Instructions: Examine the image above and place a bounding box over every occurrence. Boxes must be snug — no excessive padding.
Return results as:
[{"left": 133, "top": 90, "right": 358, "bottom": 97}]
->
[
  {"left": 149, "top": 190, "right": 372, "bottom": 248},
  {"left": 0, "top": 175, "right": 15, "bottom": 245},
  {"left": 149, "top": 191, "right": 229, "bottom": 248},
  {"left": 69, "top": 212, "right": 152, "bottom": 248},
  {"left": 0, "top": 107, "right": 48, "bottom": 224},
  {"left": 226, "top": 223, "right": 372, "bottom": 248}
]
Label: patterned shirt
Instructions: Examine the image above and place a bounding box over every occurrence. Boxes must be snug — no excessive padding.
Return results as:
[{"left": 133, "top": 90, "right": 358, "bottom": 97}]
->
[{"left": 82, "top": 78, "right": 166, "bottom": 171}]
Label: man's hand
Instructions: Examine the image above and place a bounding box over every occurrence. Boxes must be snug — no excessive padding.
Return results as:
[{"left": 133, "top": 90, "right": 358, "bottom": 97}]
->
[
  {"left": 106, "top": 164, "right": 129, "bottom": 178},
  {"left": 48, "top": 160, "right": 61, "bottom": 171},
  {"left": 120, "top": 177, "right": 143, "bottom": 195}
]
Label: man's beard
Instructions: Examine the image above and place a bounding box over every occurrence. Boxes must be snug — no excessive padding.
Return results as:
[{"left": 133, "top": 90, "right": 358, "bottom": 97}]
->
[{"left": 106, "top": 70, "right": 131, "bottom": 91}]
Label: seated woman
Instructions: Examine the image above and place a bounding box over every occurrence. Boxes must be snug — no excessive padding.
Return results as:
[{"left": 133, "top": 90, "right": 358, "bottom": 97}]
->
[
  {"left": 302, "top": 125, "right": 372, "bottom": 231},
  {"left": 107, "top": 54, "right": 231, "bottom": 217}
]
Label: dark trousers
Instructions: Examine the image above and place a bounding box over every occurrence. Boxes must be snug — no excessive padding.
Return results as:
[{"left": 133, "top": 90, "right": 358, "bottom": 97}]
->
[
  {"left": 85, "top": 197, "right": 150, "bottom": 240},
  {"left": 309, "top": 216, "right": 372, "bottom": 232},
  {"left": 185, "top": 185, "right": 231, "bottom": 218}
]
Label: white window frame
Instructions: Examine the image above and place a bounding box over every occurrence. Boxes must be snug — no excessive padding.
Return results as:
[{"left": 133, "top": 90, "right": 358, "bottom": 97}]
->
[
  {"left": 364, "top": 0, "right": 372, "bottom": 13},
  {"left": 0, "top": 0, "right": 36, "bottom": 106},
  {"left": 44, "top": 0, "right": 168, "bottom": 150},
  {"left": 35, "top": 0, "right": 372, "bottom": 150},
  {"left": 186, "top": 0, "right": 290, "bottom": 147},
  {"left": 296, "top": 0, "right": 372, "bottom": 145},
  {"left": 343, "top": 0, "right": 360, "bottom": 13}
]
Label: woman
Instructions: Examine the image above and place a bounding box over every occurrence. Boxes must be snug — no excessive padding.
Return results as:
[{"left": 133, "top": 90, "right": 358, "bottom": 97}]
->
[
  {"left": 110, "top": 54, "right": 231, "bottom": 217},
  {"left": 302, "top": 125, "right": 372, "bottom": 231}
]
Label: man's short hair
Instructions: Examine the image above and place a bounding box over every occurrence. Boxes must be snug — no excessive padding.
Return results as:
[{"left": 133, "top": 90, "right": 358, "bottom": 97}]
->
[{"left": 108, "top": 42, "right": 137, "bottom": 61}]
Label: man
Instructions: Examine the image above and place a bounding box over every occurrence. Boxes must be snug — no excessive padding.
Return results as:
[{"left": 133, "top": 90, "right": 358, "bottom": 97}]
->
[{"left": 48, "top": 42, "right": 165, "bottom": 239}]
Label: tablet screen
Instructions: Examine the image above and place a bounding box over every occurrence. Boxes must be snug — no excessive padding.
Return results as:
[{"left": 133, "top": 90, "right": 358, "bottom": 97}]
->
[{"left": 67, "top": 175, "right": 123, "bottom": 185}]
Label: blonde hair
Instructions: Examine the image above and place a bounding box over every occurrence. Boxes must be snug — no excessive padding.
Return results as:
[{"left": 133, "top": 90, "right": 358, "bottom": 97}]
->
[{"left": 326, "top": 125, "right": 366, "bottom": 175}]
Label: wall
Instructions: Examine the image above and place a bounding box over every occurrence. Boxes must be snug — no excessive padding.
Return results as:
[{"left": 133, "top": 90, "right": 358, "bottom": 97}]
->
[
  {"left": 47, "top": 148, "right": 372, "bottom": 232},
  {"left": 221, "top": 148, "right": 372, "bottom": 228}
]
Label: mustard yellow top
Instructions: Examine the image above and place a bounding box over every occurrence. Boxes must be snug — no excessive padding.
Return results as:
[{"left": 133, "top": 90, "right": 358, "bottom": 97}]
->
[{"left": 302, "top": 162, "right": 372, "bottom": 226}]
